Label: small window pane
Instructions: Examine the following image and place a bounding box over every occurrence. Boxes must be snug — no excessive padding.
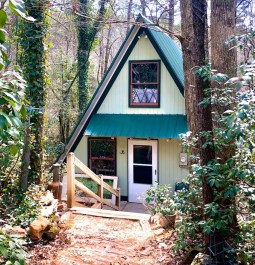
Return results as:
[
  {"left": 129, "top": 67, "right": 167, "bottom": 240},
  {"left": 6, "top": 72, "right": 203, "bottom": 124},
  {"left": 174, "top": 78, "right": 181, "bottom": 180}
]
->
[
  {"left": 90, "top": 139, "right": 115, "bottom": 158},
  {"left": 134, "top": 145, "right": 152, "bottom": 164},
  {"left": 91, "top": 160, "right": 115, "bottom": 175},
  {"left": 132, "top": 85, "right": 158, "bottom": 103},
  {"left": 133, "top": 165, "right": 153, "bottom": 184},
  {"left": 132, "top": 63, "right": 158, "bottom": 83}
]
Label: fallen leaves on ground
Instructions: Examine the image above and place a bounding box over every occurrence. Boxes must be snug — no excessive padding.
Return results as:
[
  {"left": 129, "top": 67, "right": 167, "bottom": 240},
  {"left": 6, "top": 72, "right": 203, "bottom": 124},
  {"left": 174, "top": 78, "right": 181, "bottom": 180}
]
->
[{"left": 27, "top": 213, "right": 185, "bottom": 265}]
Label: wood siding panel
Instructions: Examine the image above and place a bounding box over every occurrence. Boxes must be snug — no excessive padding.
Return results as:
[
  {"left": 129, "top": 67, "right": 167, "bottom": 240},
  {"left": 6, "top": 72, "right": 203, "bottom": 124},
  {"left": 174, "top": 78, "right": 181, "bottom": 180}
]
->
[
  {"left": 116, "top": 137, "right": 128, "bottom": 196},
  {"left": 158, "top": 139, "right": 188, "bottom": 190},
  {"left": 97, "top": 37, "right": 185, "bottom": 115},
  {"left": 74, "top": 136, "right": 88, "bottom": 173}
]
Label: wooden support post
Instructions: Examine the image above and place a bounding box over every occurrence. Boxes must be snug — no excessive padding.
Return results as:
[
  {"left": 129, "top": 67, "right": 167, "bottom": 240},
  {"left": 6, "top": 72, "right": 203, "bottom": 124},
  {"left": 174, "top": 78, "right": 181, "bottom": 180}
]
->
[
  {"left": 96, "top": 175, "right": 103, "bottom": 209},
  {"left": 53, "top": 163, "right": 60, "bottom": 182},
  {"left": 116, "top": 188, "right": 121, "bottom": 210},
  {"left": 97, "top": 174, "right": 102, "bottom": 198},
  {"left": 67, "top": 153, "right": 75, "bottom": 208},
  {"left": 100, "top": 176, "right": 104, "bottom": 208},
  {"left": 48, "top": 163, "right": 63, "bottom": 201}
]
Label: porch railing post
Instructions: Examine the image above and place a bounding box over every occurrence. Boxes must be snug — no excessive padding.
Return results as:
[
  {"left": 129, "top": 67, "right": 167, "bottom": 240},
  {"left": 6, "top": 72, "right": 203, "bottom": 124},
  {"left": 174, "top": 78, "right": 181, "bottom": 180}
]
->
[
  {"left": 67, "top": 152, "right": 75, "bottom": 208},
  {"left": 100, "top": 176, "right": 104, "bottom": 208},
  {"left": 117, "top": 188, "right": 121, "bottom": 210}
]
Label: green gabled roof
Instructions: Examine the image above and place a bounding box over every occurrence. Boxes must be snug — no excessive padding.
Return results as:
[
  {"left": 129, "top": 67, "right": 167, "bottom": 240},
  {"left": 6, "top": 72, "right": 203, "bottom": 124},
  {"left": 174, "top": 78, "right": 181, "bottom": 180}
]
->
[
  {"left": 56, "top": 14, "right": 185, "bottom": 164},
  {"left": 140, "top": 16, "right": 184, "bottom": 95},
  {"left": 85, "top": 114, "right": 187, "bottom": 139}
]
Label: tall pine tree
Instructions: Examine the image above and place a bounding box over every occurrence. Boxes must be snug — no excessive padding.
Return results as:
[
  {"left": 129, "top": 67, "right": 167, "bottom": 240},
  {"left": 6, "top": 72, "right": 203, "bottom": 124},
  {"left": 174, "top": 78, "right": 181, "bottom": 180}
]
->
[{"left": 180, "top": 0, "right": 215, "bottom": 249}]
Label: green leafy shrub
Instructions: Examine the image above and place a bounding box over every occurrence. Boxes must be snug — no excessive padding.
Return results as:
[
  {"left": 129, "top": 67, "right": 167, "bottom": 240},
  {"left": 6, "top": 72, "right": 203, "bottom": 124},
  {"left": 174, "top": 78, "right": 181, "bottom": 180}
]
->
[
  {"left": 174, "top": 65, "right": 255, "bottom": 262},
  {"left": 1, "top": 185, "right": 43, "bottom": 228},
  {"left": 144, "top": 182, "right": 176, "bottom": 216},
  {"left": 173, "top": 177, "right": 203, "bottom": 252},
  {"left": 0, "top": 230, "right": 27, "bottom": 265},
  {"left": 12, "top": 185, "right": 43, "bottom": 228}
]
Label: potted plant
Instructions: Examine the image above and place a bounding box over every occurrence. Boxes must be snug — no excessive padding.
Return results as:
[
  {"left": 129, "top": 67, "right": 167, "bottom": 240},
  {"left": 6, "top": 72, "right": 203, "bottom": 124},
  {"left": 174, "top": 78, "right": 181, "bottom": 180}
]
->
[{"left": 144, "top": 182, "right": 177, "bottom": 228}]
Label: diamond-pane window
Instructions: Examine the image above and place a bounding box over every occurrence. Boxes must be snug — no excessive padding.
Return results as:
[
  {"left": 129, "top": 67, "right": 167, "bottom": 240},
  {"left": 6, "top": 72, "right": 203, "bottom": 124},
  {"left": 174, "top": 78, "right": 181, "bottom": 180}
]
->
[{"left": 130, "top": 61, "right": 160, "bottom": 107}]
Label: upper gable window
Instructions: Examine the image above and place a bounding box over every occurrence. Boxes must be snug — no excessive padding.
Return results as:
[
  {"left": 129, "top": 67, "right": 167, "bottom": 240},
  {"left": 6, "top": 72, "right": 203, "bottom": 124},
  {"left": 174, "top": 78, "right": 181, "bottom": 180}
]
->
[{"left": 129, "top": 60, "right": 160, "bottom": 107}]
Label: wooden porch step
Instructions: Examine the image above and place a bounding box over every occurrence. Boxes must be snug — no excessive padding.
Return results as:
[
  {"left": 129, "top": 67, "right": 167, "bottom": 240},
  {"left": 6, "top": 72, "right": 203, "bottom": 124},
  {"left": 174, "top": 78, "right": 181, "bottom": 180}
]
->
[{"left": 70, "top": 206, "right": 151, "bottom": 221}]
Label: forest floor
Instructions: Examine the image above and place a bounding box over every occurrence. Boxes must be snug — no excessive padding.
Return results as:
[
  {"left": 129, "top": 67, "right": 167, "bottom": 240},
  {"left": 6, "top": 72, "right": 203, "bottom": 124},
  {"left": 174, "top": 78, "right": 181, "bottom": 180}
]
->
[{"left": 27, "top": 212, "right": 184, "bottom": 265}]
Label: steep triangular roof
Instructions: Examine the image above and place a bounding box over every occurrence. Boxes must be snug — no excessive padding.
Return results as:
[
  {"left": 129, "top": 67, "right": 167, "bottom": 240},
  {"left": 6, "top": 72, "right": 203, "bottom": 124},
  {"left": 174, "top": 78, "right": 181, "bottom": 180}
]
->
[
  {"left": 139, "top": 15, "right": 184, "bottom": 94},
  {"left": 57, "top": 14, "right": 184, "bottom": 164}
]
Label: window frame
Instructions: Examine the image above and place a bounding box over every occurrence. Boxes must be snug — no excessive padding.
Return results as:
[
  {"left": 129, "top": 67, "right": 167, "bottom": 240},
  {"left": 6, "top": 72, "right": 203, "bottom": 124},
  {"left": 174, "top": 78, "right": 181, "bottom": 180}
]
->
[
  {"left": 88, "top": 137, "right": 116, "bottom": 176},
  {"left": 129, "top": 60, "right": 161, "bottom": 108}
]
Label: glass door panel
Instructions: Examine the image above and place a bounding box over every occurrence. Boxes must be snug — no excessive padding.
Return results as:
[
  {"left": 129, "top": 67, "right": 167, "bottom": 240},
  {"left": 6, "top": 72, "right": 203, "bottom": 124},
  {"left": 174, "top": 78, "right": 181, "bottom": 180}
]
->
[
  {"left": 133, "top": 165, "right": 152, "bottom": 184},
  {"left": 133, "top": 145, "right": 152, "bottom": 164}
]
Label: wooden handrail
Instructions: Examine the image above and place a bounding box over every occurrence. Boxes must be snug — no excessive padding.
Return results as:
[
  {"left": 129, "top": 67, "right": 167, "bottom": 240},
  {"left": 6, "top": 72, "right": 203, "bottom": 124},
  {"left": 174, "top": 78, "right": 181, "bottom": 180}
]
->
[
  {"left": 74, "top": 156, "right": 119, "bottom": 197},
  {"left": 74, "top": 156, "right": 100, "bottom": 184},
  {"left": 67, "top": 152, "right": 121, "bottom": 210}
]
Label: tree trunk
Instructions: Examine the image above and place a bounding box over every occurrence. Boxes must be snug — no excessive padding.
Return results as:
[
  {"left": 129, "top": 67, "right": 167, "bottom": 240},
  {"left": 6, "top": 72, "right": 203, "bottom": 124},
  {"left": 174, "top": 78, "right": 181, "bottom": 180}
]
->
[
  {"left": 211, "top": 0, "right": 236, "bottom": 116},
  {"left": 168, "top": 0, "right": 174, "bottom": 36},
  {"left": 77, "top": 0, "right": 90, "bottom": 113},
  {"left": 180, "top": 0, "right": 215, "bottom": 250},
  {"left": 18, "top": 0, "right": 48, "bottom": 185},
  {"left": 126, "top": 0, "right": 133, "bottom": 36},
  {"left": 20, "top": 126, "right": 31, "bottom": 189},
  {"left": 59, "top": 108, "right": 70, "bottom": 143},
  {"left": 77, "top": 0, "right": 106, "bottom": 114},
  {"left": 104, "top": 25, "right": 112, "bottom": 75},
  {"left": 140, "top": 0, "right": 146, "bottom": 16},
  {"left": 211, "top": 0, "right": 237, "bottom": 160},
  {"left": 211, "top": 0, "right": 239, "bottom": 240},
  {"left": 211, "top": 1, "right": 237, "bottom": 79},
  {"left": 97, "top": 35, "right": 104, "bottom": 83}
]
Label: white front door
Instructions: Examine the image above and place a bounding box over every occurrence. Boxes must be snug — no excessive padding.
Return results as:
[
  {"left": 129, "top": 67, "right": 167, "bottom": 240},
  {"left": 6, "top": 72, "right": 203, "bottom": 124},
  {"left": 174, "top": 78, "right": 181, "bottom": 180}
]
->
[{"left": 128, "top": 139, "right": 158, "bottom": 203}]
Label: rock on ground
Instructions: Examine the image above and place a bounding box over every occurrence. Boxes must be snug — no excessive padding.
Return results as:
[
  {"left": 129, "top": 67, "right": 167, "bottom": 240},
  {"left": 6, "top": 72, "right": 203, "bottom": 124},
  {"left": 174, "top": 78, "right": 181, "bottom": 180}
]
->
[
  {"left": 30, "top": 216, "right": 50, "bottom": 241},
  {"left": 191, "top": 253, "right": 214, "bottom": 265}
]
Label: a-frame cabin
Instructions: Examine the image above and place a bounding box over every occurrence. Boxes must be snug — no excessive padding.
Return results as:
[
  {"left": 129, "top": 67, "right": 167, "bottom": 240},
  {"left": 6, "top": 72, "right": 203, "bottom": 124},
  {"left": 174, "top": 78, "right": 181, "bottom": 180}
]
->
[{"left": 58, "top": 15, "right": 188, "bottom": 202}]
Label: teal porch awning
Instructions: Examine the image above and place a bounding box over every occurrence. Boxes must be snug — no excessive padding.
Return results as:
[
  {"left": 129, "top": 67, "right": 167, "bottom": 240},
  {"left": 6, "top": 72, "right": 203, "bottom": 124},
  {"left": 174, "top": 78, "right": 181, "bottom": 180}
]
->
[{"left": 84, "top": 114, "right": 187, "bottom": 139}]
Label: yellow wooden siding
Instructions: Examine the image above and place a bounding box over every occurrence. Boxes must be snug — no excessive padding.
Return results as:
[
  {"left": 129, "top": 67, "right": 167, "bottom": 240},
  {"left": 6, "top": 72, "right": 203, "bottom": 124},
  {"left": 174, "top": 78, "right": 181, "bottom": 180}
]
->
[
  {"left": 116, "top": 137, "right": 128, "bottom": 196},
  {"left": 158, "top": 139, "right": 188, "bottom": 189},
  {"left": 74, "top": 135, "right": 88, "bottom": 173},
  {"left": 97, "top": 37, "right": 185, "bottom": 115}
]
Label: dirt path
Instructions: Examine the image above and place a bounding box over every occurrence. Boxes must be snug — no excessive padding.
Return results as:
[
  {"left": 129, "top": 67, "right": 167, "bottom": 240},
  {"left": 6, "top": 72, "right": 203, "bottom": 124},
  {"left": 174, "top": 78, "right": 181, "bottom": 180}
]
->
[{"left": 27, "top": 213, "right": 181, "bottom": 265}]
